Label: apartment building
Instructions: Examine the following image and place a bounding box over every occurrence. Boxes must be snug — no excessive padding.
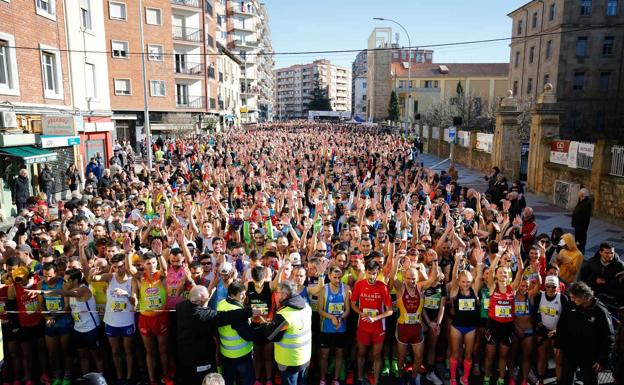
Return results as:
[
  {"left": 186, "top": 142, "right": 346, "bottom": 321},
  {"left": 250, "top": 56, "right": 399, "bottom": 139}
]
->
[
  {"left": 352, "top": 50, "right": 367, "bottom": 118},
  {"left": 0, "top": 0, "right": 115, "bottom": 217},
  {"left": 217, "top": 43, "right": 241, "bottom": 128},
  {"left": 508, "top": 0, "right": 624, "bottom": 140},
  {"left": 275, "top": 59, "right": 352, "bottom": 119},
  {"left": 226, "top": 0, "right": 274, "bottom": 123}
]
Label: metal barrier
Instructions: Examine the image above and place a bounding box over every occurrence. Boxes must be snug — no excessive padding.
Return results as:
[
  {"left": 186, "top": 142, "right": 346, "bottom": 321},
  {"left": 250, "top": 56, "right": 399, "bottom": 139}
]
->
[{"left": 611, "top": 145, "right": 624, "bottom": 177}]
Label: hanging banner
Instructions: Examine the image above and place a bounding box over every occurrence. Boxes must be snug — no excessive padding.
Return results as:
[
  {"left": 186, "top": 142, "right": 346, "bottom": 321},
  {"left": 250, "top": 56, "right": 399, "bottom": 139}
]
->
[
  {"left": 550, "top": 140, "right": 570, "bottom": 165},
  {"left": 567, "top": 141, "right": 579, "bottom": 168},
  {"left": 476, "top": 133, "right": 493, "bottom": 153},
  {"left": 431, "top": 127, "right": 440, "bottom": 139},
  {"left": 458, "top": 130, "right": 470, "bottom": 147}
]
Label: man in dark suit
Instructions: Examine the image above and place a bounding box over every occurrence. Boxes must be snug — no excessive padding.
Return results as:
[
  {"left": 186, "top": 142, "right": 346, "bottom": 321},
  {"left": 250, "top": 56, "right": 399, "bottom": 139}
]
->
[{"left": 572, "top": 188, "right": 592, "bottom": 254}]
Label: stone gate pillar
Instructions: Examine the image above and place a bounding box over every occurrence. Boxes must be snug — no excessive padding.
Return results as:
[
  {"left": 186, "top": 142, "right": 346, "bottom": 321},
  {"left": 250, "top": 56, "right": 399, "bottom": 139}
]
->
[
  {"left": 527, "top": 84, "right": 561, "bottom": 192},
  {"left": 492, "top": 91, "right": 522, "bottom": 181}
]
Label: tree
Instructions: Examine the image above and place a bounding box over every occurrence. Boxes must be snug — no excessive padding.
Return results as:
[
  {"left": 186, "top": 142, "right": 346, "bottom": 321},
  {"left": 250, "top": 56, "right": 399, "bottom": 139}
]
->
[
  {"left": 422, "top": 91, "right": 498, "bottom": 133},
  {"left": 388, "top": 90, "right": 400, "bottom": 121},
  {"left": 307, "top": 81, "right": 332, "bottom": 111}
]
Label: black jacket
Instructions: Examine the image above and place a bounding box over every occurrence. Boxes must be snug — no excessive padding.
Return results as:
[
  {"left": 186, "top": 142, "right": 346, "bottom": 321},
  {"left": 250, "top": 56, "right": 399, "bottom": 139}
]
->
[
  {"left": 97, "top": 176, "right": 112, "bottom": 190},
  {"left": 572, "top": 198, "right": 591, "bottom": 229},
  {"left": 39, "top": 168, "right": 54, "bottom": 190},
  {"left": 554, "top": 298, "right": 615, "bottom": 366},
  {"left": 579, "top": 254, "right": 624, "bottom": 300},
  {"left": 12, "top": 175, "right": 30, "bottom": 203},
  {"left": 175, "top": 299, "right": 260, "bottom": 368}
]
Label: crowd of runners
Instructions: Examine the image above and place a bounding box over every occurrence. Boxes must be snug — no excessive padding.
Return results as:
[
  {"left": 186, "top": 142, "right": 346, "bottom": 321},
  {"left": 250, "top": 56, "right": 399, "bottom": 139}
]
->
[{"left": 0, "top": 121, "right": 622, "bottom": 385}]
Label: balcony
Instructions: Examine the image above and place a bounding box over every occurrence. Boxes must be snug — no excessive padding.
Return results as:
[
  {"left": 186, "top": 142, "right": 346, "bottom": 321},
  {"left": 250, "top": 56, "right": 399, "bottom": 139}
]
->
[
  {"left": 170, "top": 0, "right": 201, "bottom": 8},
  {"left": 172, "top": 26, "right": 202, "bottom": 43},
  {"left": 174, "top": 62, "right": 204, "bottom": 76},
  {"left": 177, "top": 96, "right": 204, "bottom": 109},
  {"left": 229, "top": 3, "right": 254, "bottom": 16},
  {"left": 241, "top": 85, "right": 259, "bottom": 94}
]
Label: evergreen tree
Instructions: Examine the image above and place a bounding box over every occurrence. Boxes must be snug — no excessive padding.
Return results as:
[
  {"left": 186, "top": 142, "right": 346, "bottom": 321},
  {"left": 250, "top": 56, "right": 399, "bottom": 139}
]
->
[
  {"left": 388, "top": 90, "right": 400, "bottom": 121},
  {"left": 307, "top": 81, "right": 333, "bottom": 111}
]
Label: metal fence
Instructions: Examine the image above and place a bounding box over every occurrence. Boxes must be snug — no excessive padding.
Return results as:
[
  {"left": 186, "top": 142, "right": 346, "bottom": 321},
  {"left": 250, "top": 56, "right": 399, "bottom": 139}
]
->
[{"left": 611, "top": 145, "right": 624, "bottom": 177}]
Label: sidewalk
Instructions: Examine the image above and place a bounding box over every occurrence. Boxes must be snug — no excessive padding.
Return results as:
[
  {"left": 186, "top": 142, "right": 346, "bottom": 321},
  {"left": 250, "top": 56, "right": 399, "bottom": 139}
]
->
[{"left": 419, "top": 152, "right": 624, "bottom": 256}]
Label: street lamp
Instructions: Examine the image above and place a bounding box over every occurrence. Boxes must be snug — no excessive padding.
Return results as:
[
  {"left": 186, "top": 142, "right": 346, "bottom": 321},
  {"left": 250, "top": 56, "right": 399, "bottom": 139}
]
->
[{"left": 373, "top": 17, "right": 411, "bottom": 137}]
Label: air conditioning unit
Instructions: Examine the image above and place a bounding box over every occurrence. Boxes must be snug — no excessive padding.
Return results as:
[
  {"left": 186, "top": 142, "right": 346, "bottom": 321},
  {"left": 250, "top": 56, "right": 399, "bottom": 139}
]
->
[
  {"left": 553, "top": 180, "right": 581, "bottom": 210},
  {"left": 0, "top": 111, "right": 17, "bottom": 129}
]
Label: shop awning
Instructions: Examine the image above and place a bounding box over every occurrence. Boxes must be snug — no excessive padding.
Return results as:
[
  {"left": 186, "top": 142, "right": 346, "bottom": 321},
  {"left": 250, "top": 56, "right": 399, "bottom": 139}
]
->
[{"left": 0, "top": 146, "right": 58, "bottom": 164}]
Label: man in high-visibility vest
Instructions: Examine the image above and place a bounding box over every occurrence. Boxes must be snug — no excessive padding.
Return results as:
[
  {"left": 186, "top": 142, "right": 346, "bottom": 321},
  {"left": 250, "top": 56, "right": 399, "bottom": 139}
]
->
[
  {"left": 217, "top": 281, "right": 257, "bottom": 385},
  {"left": 266, "top": 280, "right": 312, "bottom": 385}
]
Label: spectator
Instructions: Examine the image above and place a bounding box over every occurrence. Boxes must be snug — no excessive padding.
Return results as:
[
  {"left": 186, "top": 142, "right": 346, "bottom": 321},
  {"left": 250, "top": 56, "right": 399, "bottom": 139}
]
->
[
  {"left": 572, "top": 188, "right": 592, "bottom": 254},
  {"left": 11, "top": 167, "right": 31, "bottom": 213},
  {"left": 38, "top": 164, "right": 55, "bottom": 206},
  {"left": 579, "top": 243, "right": 624, "bottom": 302},
  {"left": 556, "top": 233, "right": 584, "bottom": 284},
  {"left": 85, "top": 158, "right": 99, "bottom": 181},
  {"left": 64, "top": 164, "right": 82, "bottom": 197}
]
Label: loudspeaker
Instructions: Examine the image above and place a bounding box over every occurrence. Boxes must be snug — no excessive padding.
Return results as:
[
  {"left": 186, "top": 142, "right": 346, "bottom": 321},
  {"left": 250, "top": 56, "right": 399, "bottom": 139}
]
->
[{"left": 453, "top": 116, "right": 463, "bottom": 126}]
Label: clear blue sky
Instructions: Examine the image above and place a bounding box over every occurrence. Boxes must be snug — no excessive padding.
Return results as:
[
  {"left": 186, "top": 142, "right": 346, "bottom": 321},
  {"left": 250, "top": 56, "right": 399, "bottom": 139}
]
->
[{"left": 266, "top": 0, "right": 528, "bottom": 70}]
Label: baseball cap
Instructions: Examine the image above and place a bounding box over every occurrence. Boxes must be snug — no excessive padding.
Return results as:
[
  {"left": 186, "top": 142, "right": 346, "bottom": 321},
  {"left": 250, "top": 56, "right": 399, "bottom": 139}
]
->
[
  {"left": 17, "top": 244, "right": 32, "bottom": 255},
  {"left": 4, "top": 240, "right": 17, "bottom": 249},
  {"left": 186, "top": 241, "right": 197, "bottom": 249},
  {"left": 220, "top": 262, "right": 233, "bottom": 274},
  {"left": 289, "top": 252, "right": 302, "bottom": 266},
  {"left": 545, "top": 275, "right": 559, "bottom": 287}
]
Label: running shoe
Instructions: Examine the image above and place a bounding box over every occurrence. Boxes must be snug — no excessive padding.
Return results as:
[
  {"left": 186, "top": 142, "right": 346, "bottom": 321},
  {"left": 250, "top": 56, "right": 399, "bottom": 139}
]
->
[
  {"left": 61, "top": 380, "right": 71, "bottom": 385},
  {"left": 527, "top": 371, "right": 539, "bottom": 384},
  {"left": 254, "top": 381, "right": 263, "bottom": 385},
  {"left": 11, "top": 381, "right": 21, "bottom": 385},
  {"left": 345, "top": 370, "right": 354, "bottom": 385},
  {"left": 426, "top": 370, "right": 443, "bottom": 385},
  {"left": 51, "top": 380, "right": 62, "bottom": 385},
  {"left": 266, "top": 381, "right": 273, "bottom": 385},
  {"left": 497, "top": 378, "right": 506, "bottom": 385},
  {"left": 161, "top": 376, "right": 174, "bottom": 385},
  {"left": 320, "top": 380, "right": 327, "bottom": 385},
  {"left": 450, "top": 379, "right": 457, "bottom": 385},
  {"left": 332, "top": 380, "right": 340, "bottom": 385},
  {"left": 391, "top": 359, "right": 399, "bottom": 377},
  {"left": 460, "top": 376, "right": 469, "bottom": 385},
  {"left": 473, "top": 363, "right": 482, "bottom": 377},
  {"left": 40, "top": 373, "right": 52, "bottom": 385},
  {"left": 483, "top": 377, "right": 491, "bottom": 385},
  {"left": 24, "top": 382, "right": 34, "bottom": 385},
  {"left": 381, "top": 359, "right": 390, "bottom": 377},
  {"left": 510, "top": 378, "right": 516, "bottom": 385}
]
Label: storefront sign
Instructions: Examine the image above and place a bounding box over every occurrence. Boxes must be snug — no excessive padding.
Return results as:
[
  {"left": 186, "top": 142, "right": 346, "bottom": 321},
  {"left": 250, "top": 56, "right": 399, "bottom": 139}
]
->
[
  {"left": 549, "top": 140, "right": 570, "bottom": 165},
  {"left": 42, "top": 116, "right": 81, "bottom": 136},
  {"left": 39, "top": 135, "right": 81, "bottom": 148}
]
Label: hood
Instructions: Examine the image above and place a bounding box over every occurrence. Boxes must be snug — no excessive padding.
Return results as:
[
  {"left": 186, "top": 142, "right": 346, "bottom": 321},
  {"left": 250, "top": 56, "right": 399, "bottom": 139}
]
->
[
  {"left": 560, "top": 233, "right": 578, "bottom": 250},
  {"left": 280, "top": 293, "right": 307, "bottom": 310}
]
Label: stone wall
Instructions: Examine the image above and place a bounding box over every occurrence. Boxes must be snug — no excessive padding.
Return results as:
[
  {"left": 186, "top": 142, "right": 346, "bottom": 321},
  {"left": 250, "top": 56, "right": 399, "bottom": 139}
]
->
[
  {"left": 598, "top": 176, "right": 624, "bottom": 220},
  {"left": 471, "top": 150, "right": 493, "bottom": 174},
  {"left": 541, "top": 163, "right": 592, "bottom": 196}
]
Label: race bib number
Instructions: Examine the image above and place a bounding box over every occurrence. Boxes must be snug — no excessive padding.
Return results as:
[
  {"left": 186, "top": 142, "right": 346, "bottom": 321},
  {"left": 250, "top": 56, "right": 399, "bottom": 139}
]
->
[
  {"left": 72, "top": 312, "right": 81, "bottom": 322},
  {"left": 145, "top": 295, "right": 163, "bottom": 310},
  {"left": 328, "top": 302, "right": 344, "bottom": 315},
  {"left": 46, "top": 298, "right": 62, "bottom": 312},
  {"left": 405, "top": 312, "right": 420, "bottom": 324},
  {"left": 362, "top": 308, "right": 379, "bottom": 318},
  {"left": 251, "top": 302, "right": 269, "bottom": 316},
  {"left": 495, "top": 305, "right": 512, "bottom": 318},
  {"left": 167, "top": 287, "right": 179, "bottom": 297},
  {"left": 540, "top": 306, "right": 558, "bottom": 317},
  {"left": 25, "top": 300, "right": 38, "bottom": 314},
  {"left": 111, "top": 301, "right": 127, "bottom": 312},
  {"left": 458, "top": 298, "right": 475, "bottom": 311},
  {"left": 516, "top": 303, "right": 527, "bottom": 314},
  {"left": 0, "top": 302, "right": 5, "bottom": 313},
  {"left": 424, "top": 296, "right": 441, "bottom": 309},
  {"left": 482, "top": 298, "right": 490, "bottom": 310}
]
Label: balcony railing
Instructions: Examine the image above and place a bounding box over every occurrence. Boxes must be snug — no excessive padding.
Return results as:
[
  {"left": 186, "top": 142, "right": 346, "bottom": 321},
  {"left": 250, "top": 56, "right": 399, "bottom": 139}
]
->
[
  {"left": 172, "top": 26, "right": 202, "bottom": 42},
  {"left": 177, "top": 96, "right": 204, "bottom": 109},
  {"left": 174, "top": 62, "right": 204, "bottom": 75},
  {"left": 229, "top": 3, "right": 254, "bottom": 15},
  {"left": 170, "top": 0, "right": 200, "bottom": 8}
]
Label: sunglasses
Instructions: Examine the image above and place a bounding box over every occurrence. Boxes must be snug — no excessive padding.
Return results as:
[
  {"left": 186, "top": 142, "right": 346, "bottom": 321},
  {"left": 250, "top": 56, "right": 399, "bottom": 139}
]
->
[
  {"left": 545, "top": 285, "right": 557, "bottom": 289},
  {"left": 232, "top": 253, "right": 244, "bottom": 257},
  {"left": 201, "top": 262, "right": 212, "bottom": 266}
]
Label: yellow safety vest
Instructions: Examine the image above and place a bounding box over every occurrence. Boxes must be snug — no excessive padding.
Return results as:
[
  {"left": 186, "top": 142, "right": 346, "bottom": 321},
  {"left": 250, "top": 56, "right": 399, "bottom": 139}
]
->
[
  {"left": 274, "top": 305, "right": 312, "bottom": 367},
  {"left": 216, "top": 299, "right": 252, "bottom": 359}
]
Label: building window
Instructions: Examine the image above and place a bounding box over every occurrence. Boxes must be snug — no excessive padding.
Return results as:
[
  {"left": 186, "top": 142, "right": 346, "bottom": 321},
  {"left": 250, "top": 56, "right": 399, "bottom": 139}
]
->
[
  {"left": 607, "top": 0, "right": 618, "bottom": 15},
  {"left": 532, "top": 12, "right": 538, "bottom": 28},
  {"left": 0, "top": 34, "right": 19, "bottom": 95},
  {"left": 515, "top": 51, "right": 520, "bottom": 67},
  {"left": 576, "top": 37, "right": 588, "bottom": 57},
  {"left": 207, "top": 34, "right": 214, "bottom": 48},
  {"left": 109, "top": 1, "right": 126, "bottom": 20},
  {"left": 529, "top": 46, "right": 535, "bottom": 63},
  {"left": 85, "top": 62, "right": 96, "bottom": 98},
  {"left": 401, "top": 51, "right": 407, "bottom": 60},
  {"left": 549, "top": 3, "right": 556, "bottom": 20},
  {"left": 527, "top": 78, "right": 533, "bottom": 94},
  {"left": 362, "top": 81, "right": 367, "bottom": 88},
  {"left": 573, "top": 72, "right": 585, "bottom": 90},
  {"left": 147, "top": 44, "right": 163, "bottom": 61},
  {"left": 150, "top": 80, "right": 165, "bottom": 96},
  {"left": 546, "top": 40, "right": 553, "bottom": 59},
  {"left": 35, "top": 0, "right": 55, "bottom": 18},
  {"left": 513, "top": 80, "right": 519, "bottom": 96},
  {"left": 114, "top": 78, "right": 131, "bottom": 95},
  {"left": 80, "top": 0, "right": 92, "bottom": 30},
  {"left": 600, "top": 71, "right": 611, "bottom": 90},
  {"left": 424, "top": 80, "right": 434, "bottom": 88},
  {"left": 111, "top": 40, "right": 128, "bottom": 58},
  {"left": 41, "top": 48, "right": 62, "bottom": 99},
  {"left": 517, "top": 19, "right": 523, "bottom": 35},
  {"left": 543, "top": 74, "right": 550, "bottom": 87},
  {"left": 580, "top": 0, "right": 592, "bottom": 15},
  {"left": 145, "top": 8, "right": 161, "bottom": 25},
  {"left": 205, "top": 0, "right": 213, "bottom": 16},
  {"left": 603, "top": 36, "right": 615, "bottom": 55}
]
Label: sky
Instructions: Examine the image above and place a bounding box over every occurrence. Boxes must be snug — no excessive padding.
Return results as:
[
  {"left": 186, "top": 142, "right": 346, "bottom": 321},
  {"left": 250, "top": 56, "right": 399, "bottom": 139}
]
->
[{"left": 266, "top": 0, "right": 528, "bottom": 70}]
